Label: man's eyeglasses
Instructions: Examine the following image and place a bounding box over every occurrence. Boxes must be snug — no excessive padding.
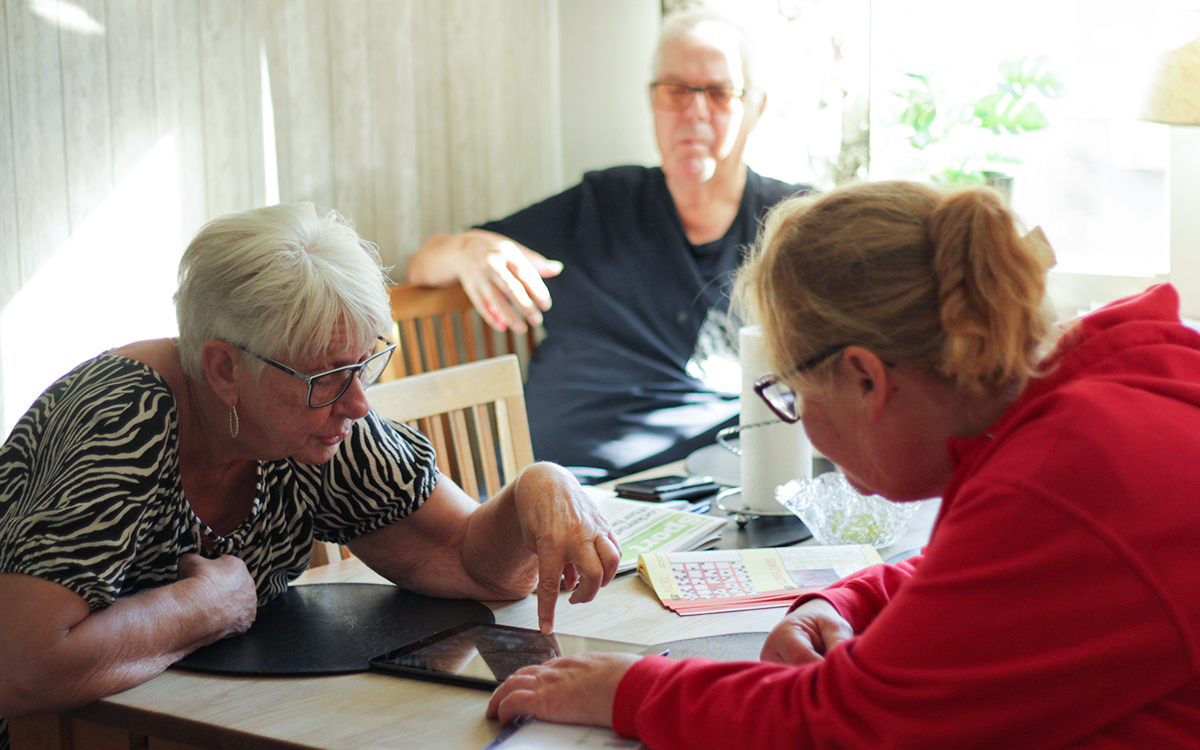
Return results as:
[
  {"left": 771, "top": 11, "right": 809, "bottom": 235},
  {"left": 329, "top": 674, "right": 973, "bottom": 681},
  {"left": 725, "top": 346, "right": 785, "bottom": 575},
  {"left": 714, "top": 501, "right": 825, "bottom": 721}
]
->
[
  {"left": 752, "top": 343, "right": 851, "bottom": 424},
  {"left": 235, "top": 337, "right": 397, "bottom": 408},
  {"left": 650, "top": 82, "right": 745, "bottom": 113}
]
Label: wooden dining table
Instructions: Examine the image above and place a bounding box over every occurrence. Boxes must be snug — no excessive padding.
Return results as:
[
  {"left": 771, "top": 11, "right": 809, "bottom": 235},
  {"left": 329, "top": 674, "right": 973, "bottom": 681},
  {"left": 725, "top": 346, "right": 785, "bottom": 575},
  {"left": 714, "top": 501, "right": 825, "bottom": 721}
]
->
[
  {"left": 10, "top": 555, "right": 795, "bottom": 750},
  {"left": 8, "top": 463, "right": 937, "bottom": 750}
]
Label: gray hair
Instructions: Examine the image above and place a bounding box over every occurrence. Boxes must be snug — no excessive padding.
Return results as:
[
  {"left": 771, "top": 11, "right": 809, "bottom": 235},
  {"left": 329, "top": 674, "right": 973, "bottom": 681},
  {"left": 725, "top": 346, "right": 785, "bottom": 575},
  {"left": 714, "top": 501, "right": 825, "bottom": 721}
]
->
[
  {"left": 652, "top": 7, "right": 763, "bottom": 93},
  {"left": 174, "top": 203, "right": 393, "bottom": 381}
]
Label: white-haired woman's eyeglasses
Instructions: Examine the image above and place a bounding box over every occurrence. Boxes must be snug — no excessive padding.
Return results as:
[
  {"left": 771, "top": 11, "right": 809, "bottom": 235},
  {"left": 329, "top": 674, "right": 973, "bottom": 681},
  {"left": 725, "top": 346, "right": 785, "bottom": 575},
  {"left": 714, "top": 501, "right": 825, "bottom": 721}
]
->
[{"left": 234, "top": 337, "right": 396, "bottom": 408}]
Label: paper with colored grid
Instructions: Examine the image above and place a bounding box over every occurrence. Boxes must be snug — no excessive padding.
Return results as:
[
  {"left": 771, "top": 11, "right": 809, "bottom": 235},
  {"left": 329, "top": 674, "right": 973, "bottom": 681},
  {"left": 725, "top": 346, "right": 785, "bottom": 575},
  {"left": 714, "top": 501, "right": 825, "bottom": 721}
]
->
[{"left": 637, "top": 545, "right": 883, "bottom": 615}]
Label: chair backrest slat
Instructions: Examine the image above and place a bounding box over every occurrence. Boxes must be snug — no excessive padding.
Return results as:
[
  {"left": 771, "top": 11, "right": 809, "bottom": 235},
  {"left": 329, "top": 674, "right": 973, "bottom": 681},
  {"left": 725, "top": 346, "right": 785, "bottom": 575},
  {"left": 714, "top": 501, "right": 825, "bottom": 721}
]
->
[
  {"left": 472, "top": 403, "right": 502, "bottom": 493},
  {"left": 385, "top": 283, "right": 539, "bottom": 379},
  {"left": 448, "top": 409, "right": 478, "bottom": 498},
  {"left": 460, "top": 311, "right": 479, "bottom": 365},
  {"left": 307, "top": 284, "right": 540, "bottom": 569},
  {"left": 367, "top": 355, "right": 534, "bottom": 498}
]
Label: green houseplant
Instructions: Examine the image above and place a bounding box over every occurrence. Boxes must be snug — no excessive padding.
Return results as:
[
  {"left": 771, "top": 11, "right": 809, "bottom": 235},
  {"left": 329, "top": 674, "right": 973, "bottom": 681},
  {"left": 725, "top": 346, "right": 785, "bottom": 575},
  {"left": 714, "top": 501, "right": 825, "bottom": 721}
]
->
[{"left": 891, "top": 55, "right": 1064, "bottom": 197}]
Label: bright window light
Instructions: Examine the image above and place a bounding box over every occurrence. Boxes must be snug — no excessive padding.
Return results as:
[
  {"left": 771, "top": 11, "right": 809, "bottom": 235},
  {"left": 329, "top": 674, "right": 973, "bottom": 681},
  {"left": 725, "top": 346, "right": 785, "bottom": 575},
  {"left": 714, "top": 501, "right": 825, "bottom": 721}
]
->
[
  {"left": 739, "top": 0, "right": 1198, "bottom": 278},
  {"left": 2, "top": 134, "right": 184, "bottom": 435}
]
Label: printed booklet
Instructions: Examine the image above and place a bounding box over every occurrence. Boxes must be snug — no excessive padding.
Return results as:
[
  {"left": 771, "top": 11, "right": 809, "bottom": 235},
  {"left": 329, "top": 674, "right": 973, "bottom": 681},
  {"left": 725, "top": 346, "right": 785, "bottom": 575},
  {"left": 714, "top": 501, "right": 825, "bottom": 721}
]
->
[
  {"left": 586, "top": 488, "right": 728, "bottom": 574},
  {"left": 637, "top": 545, "right": 883, "bottom": 615}
]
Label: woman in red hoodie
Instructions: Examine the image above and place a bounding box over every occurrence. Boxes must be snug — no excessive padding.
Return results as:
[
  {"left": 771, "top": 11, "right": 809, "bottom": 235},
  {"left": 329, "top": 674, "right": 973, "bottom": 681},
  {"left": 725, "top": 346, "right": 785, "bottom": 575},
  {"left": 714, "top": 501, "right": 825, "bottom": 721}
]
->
[{"left": 487, "top": 180, "right": 1200, "bottom": 749}]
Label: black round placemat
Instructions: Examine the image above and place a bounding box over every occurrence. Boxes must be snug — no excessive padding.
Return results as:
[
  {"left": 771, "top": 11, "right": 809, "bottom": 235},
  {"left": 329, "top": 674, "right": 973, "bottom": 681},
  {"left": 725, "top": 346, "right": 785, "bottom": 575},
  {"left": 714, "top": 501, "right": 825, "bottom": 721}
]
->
[
  {"left": 656, "top": 632, "right": 769, "bottom": 662},
  {"left": 173, "top": 583, "right": 495, "bottom": 676}
]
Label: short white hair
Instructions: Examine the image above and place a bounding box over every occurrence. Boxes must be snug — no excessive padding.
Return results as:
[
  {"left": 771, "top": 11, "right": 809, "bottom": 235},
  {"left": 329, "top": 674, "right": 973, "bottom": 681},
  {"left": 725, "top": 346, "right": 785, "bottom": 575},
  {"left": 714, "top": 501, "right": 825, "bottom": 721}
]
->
[
  {"left": 174, "top": 203, "right": 392, "bottom": 380},
  {"left": 652, "top": 7, "right": 764, "bottom": 93}
]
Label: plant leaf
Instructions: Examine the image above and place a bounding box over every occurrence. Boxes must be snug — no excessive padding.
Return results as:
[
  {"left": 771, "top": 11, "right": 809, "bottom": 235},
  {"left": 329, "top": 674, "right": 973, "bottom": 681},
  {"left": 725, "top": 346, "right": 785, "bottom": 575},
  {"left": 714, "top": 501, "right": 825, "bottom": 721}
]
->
[
  {"left": 1008, "top": 102, "right": 1049, "bottom": 133},
  {"left": 973, "top": 92, "right": 1006, "bottom": 131}
]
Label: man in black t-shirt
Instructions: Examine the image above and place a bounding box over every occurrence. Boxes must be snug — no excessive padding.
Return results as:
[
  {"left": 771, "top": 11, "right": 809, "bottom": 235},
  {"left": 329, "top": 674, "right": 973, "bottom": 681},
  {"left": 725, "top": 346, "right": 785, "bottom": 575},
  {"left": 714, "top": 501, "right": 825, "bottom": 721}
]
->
[{"left": 408, "top": 10, "right": 810, "bottom": 480}]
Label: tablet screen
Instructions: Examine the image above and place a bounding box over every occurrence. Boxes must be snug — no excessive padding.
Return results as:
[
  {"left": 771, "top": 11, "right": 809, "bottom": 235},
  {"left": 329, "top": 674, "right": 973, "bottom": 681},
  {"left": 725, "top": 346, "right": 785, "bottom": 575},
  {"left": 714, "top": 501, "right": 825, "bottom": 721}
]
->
[{"left": 369, "top": 622, "right": 664, "bottom": 689}]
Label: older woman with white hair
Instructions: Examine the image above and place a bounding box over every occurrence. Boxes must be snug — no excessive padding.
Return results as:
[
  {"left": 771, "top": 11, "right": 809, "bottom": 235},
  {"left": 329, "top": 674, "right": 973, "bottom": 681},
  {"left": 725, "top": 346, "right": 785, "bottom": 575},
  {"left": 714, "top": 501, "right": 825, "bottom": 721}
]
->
[{"left": 0, "top": 203, "right": 620, "bottom": 743}]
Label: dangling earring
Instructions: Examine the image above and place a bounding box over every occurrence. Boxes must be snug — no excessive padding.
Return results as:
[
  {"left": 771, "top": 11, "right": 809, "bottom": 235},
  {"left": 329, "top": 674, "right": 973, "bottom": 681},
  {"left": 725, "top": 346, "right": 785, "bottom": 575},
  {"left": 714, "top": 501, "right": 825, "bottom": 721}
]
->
[{"left": 229, "top": 404, "right": 240, "bottom": 439}]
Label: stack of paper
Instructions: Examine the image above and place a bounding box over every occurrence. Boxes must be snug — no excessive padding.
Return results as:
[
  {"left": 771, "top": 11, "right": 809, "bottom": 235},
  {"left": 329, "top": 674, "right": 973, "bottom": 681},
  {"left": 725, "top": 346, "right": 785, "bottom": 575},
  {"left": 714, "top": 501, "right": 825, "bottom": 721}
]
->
[
  {"left": 586, "top": 488, "right": 727, "bottom": 574},
  {"left": 637, "top": 545, "right": 883, "bottom": 615}
]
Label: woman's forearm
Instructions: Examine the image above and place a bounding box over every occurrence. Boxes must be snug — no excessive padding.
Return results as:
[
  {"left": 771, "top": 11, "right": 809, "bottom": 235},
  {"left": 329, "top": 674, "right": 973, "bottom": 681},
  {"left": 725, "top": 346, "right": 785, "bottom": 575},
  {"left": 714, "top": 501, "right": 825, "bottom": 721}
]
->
[
  {"left": 0, "top": 558, "right": 255, "bottom": 717},
  {"left": 346, "top": 477, "right": 537, "bottom": 602},
  {"left": 459, "top": 473, "right": 541, "bottom": 598},
  {"left": 351, "top": 464, "right": 616, "bottom": 635}
]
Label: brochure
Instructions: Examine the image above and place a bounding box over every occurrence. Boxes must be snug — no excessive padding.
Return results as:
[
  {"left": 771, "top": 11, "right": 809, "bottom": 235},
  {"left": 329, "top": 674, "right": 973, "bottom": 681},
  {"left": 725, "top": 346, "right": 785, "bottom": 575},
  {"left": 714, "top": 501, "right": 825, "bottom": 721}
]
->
[
  {"left": 637, "top": 545, "right": 883, "bottom": 615},
  {"left": 585, "top": 488, "right": 727, "bottom": 574}
]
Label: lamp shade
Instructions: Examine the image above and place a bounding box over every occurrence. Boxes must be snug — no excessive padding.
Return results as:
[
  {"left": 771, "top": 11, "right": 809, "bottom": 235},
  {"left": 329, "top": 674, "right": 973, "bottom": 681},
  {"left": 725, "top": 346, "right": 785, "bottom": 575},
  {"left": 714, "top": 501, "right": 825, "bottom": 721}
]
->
[{"left": 1145, "top": 37, "right": 1200, "bottom": 125}]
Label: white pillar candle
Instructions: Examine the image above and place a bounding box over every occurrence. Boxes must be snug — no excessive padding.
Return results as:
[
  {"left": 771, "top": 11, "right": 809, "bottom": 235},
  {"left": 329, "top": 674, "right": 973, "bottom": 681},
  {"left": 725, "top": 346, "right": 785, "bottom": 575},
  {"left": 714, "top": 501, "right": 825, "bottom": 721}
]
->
[{"left": 739, "top": 326, "right": 813, "bottom": 512}]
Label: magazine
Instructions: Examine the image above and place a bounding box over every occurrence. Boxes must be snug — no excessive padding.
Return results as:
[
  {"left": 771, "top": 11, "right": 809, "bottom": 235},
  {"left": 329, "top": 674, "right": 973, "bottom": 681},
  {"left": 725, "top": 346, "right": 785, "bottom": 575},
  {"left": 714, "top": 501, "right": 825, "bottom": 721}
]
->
[
  {"left": 586, "top": 488, "right": 727, "bottom": 574},
  {"left": 637, "top": 545, "right": 883, "bottom": 615}
]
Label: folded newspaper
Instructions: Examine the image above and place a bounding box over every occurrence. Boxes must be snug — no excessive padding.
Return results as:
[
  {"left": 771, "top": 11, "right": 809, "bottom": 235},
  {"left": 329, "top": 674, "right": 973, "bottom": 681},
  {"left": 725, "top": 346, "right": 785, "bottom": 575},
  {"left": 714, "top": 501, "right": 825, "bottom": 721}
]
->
[
  {"left": 585, "top": 488, "right": 727, "bottom": 574},
  {"left": 637, "top": 545, "right": 883, "bottom": 615}
]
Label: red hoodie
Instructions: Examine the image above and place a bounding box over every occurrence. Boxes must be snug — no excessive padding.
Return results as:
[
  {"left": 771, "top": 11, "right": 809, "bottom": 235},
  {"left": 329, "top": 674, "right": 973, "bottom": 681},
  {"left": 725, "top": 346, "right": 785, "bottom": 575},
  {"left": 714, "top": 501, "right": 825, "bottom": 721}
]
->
[{"left": 614, "top": 284, "right": 1200, "bottom": 749}]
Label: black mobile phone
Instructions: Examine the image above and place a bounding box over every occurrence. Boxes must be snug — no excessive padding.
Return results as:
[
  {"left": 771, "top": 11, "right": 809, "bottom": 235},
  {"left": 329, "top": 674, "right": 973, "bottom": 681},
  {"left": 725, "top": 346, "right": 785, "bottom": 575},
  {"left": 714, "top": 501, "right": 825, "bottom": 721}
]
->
[
  {"left": 613, "top": 474, "right": 720, "bottom": 502},
  {"left": 368, "top": 622, "right": 666, "bottom": 690}
]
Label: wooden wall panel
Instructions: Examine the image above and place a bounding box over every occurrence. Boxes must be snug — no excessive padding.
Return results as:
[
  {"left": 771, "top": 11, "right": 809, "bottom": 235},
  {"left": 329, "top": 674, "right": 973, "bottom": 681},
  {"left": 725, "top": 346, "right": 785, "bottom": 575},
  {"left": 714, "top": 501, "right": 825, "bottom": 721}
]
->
[
  {"left": 6, "top": 0, "right": 69, "bottom": 283},
  {"left": 152, "top": 0, "right": 208, "bottom": 239},
  {"left": 106, "top": 0, "right": 157, "bottom": 183},
  {"left": 241, "top": 0, "right": 269, "bottom": 210},
  {"left": 277, "top": 0, "right": 337, "bottom": 212},
  {"left": 483, "top": 1, "right": 514, "bottom": 219},
  {"left": 0, "top": 0, "right": 19, "bottom": 309},
  {"left": 0, "top": 0, "right": 563, "bottom": 430},
  {"left": 0, "top": 0, "right": 15, "bottom": 441},
  {"left": 329, "top": 0, "right": 377, "bottom": 246},
  {"left": 445, "top": 0, "right": 490, "bottom": 230},
  {"left": 528, "top": 0, "right": 563, "bottom": 203},
  {"left": 260, "top": 0, "right": 292, "bottom": 207},
  {"left": 59, "top": 0, "right": 113, "bottom": 231},
  {"left": 412, "top": 0, "right": 454, "bottom": 245},
  {"left": 367, "top": 0, "right": 420, "bottom": 274},
  {"left": 198, "top": 0, "right": 253, "bottom": 218},
  {"left": 513, "top": 0, "right": 562, "bottom": 215}
]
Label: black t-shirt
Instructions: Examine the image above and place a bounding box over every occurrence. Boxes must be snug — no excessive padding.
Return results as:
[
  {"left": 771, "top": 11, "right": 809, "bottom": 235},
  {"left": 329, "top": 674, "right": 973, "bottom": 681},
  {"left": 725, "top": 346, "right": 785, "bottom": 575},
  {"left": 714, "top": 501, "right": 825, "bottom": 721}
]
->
[{"left": 480, "top": 165, "right": 809, "bottom": 480}]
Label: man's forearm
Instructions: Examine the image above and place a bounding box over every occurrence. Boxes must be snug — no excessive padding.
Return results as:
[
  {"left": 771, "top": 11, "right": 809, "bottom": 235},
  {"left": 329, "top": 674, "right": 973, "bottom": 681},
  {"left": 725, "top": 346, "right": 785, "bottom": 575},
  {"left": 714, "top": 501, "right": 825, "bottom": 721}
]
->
[{"left": 406, "top": 232, "right": 465, "bottom": 286}]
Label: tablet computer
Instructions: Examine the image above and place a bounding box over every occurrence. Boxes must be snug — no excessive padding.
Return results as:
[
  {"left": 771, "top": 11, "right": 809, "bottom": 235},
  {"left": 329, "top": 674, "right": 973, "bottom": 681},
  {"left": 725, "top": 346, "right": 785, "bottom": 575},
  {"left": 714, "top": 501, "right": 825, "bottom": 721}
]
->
[{"left": 368, "top": 622, "right": 666, "bottom": 690}]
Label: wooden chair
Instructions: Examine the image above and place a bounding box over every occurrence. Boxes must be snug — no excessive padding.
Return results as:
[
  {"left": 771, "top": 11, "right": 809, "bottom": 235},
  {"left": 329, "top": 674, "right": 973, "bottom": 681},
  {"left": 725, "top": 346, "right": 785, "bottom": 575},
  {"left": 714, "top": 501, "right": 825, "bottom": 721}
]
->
[
  {"left": 369, "top": 354, "right": 534, "bottom": 496},
  {"left": 311, "top": 281, "right": 539, "bottom": 568},
  {"left": 380, "top": 282, "right": 541, "bottom": 382},
  {"left": 310, "top": 355, "right": 535, "bottom": 567}
]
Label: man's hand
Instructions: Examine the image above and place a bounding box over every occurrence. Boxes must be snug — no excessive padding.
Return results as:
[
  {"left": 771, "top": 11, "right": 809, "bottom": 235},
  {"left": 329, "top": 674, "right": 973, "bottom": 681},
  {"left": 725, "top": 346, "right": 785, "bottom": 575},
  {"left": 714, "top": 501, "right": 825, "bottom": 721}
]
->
[
  {"left": 411, "top": 229, "right": 562, "bottom": 333},
  {"left": 760, "top": 598, "right": 854, "bottom": 665}
]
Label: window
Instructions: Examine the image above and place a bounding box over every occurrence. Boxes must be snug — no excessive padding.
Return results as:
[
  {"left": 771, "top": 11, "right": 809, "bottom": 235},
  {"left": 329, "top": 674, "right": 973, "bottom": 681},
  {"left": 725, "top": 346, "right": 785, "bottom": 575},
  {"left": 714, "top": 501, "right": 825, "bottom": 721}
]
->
[{"left": 706, "top": 0, "right": 1199, "bottom": 314}]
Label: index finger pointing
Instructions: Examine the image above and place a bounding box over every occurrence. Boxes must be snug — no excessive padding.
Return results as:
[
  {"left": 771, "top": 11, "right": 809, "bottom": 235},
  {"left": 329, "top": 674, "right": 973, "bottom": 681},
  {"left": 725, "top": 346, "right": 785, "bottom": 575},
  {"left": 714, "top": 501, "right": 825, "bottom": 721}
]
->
[{"left": 536, "top": 550, "right": 567, "bottom": 635}]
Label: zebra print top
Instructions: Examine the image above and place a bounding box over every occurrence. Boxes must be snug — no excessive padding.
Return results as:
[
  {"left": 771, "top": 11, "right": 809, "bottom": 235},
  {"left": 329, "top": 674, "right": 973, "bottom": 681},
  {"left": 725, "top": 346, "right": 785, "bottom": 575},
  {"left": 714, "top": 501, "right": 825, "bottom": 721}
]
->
[{"left": 0, "top": 354, "right": 438, "bottom": 610}]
